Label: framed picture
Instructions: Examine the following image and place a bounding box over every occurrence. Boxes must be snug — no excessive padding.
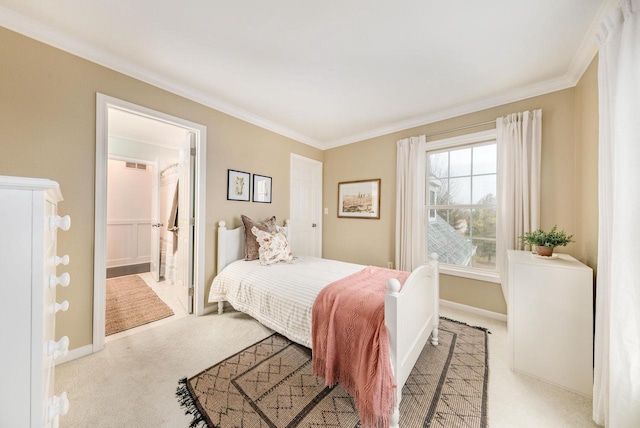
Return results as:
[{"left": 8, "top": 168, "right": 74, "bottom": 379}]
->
[
  {"left": 227, "top": 169, "right": 250, "bottom": 201},
  {"left": 253, "top": 174, "right": 272, "bottom": 203},
  {"left": 338, "top": 179, "right": 381, "bottom": 219}
]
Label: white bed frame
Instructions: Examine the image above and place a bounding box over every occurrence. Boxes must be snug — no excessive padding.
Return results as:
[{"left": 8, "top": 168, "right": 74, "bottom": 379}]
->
[{"left": 214, "top": 220, "right": 439, "bottom": 427}]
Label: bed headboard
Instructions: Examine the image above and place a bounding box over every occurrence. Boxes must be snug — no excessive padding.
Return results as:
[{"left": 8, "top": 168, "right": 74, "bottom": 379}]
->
[{"left": 216, "top": 219, "right": 291, "bottom": 274}]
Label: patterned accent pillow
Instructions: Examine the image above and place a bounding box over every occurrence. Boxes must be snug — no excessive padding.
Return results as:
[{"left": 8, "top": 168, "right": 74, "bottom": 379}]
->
[
  {"left": 241, "top": 215, "right": 277, "bottom": 261},
  {"left": 251, "top": 226, "right": 294, "bottom": 265}
]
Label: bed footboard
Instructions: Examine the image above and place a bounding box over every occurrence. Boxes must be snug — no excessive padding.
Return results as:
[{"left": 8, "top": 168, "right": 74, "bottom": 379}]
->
[{"left": 385, "top": 254, "right": 439, "bottom": 427}]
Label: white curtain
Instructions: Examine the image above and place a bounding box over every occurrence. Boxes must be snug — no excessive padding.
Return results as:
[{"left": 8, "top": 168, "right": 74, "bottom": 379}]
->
[
  {"left": 496, "top": 109, "right": 542, "bottom": 304},
  {"left": 395, "top": 135, "right": 427, "bottom": 271},
  {"left": 594, "top": 1, "right": 640, "bottom": 425}
]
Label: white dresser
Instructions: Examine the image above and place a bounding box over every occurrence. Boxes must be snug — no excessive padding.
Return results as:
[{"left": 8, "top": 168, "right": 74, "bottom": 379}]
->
[
  {"left": 0, "top": 176, "right": 71, "bottom": 427},
  {"left": 507, "top": 249, "right": 593, "bottom": 396}
]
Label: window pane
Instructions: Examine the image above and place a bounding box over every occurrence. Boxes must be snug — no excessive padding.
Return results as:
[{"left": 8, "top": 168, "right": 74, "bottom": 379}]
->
[
  {"left": 450, "top": 148, "right": 471, "bottom": 177},
  {"left": 428, "top": 209, "right": 475, "bottom": 267},
  {"left": 449, "top": 177, "right": 471, "bottom": 204},
  {"left": 473, "top": 144, "right": 497, "bottom": 174},
  {"left": 471, "top": 209, "right": 496, "bottom": 238},
  {"left": 429, "top": 152, "right": 448, "bottom": 179},
  {"left": 429, "top": 179, "right": 451, "bottom": 206},
  {"left": 472, "top": 239, "right": 496, "bottom": 270},
  {"left": 472, "top": 175, "right": 496, "bottom": 204}
]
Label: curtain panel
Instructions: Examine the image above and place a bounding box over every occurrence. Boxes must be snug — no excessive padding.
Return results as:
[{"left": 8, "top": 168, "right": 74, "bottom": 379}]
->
[
  {"left": 496, "top": 109, "right": 542, "bottom": 304},
  {"left": 395, "top": 136, "right": 427, "bottom": 272},
  {"left": 594, "top": 0, "right": 640, "bottom": 425}
]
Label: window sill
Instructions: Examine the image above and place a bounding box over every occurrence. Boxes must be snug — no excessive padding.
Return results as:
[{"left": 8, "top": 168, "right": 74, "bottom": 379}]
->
[{"left": 438, "top": 265, "right": 501, "bottom": 284}]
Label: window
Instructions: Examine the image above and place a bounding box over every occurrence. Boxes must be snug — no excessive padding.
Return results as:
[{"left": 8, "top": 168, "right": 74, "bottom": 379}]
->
[
  {"left": 426, "top": 130, "right": 498, "bottom": 282},
  {"left": 428, "top": 188, "right": 437, "bottom": 221}
]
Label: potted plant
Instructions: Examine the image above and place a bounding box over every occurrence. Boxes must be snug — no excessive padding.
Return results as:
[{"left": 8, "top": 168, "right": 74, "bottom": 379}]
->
[{"left": 520, "top": 225, "right": 575, "bottom": 257}]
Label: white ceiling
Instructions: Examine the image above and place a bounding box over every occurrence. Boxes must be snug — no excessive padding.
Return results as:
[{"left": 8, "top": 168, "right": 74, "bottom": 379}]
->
[
  {"left": 109, "top": 108, "right": 188, "bottom": 149},
  {"left": 0, "top": 1, "right": 616, "bottom": 149}
]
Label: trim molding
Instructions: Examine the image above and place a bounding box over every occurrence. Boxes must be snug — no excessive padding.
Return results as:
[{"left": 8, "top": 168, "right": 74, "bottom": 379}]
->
[
  {"left": 0, "top": 5, "right": 322, "bottom": 150},
  {"left": 201, "top": 305, "right": 218, "bottom": 316},
  {"left": 323, "top": 76, "right": 573, "bottom": 149},
  {"left": 106, "top": 263, "right": 151, "bottom": 278},
  {"left": 565, "top": 0, "right": 620, "bottom": 85},
  {"left": 290, "top": 154, "right": 324, "bottom": 258},
  {"left": 94, "top": 94, "right": 207, "bottom": 353},
  {"left": 0, "top": 3, "right": 616, "bottom": 150},
  {"left": 55, "top": 344, "right": 93, "bottom": 365},
  {"left": 439, "top": 299, "right": 507, "bottom": 322}
]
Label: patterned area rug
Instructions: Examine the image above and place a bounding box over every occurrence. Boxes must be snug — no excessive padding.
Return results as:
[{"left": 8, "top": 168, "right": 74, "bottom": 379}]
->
[
  {"left": 177, "top": 318, "right": 489, "bottom": 427},
  {"left": 105, "top": 274, "right": 174, "bottom": 335}
]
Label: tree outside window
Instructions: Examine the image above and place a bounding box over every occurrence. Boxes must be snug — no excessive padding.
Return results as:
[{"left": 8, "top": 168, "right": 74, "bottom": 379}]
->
[{"left": 427, "top": 141, "right": 497, "bottom": 271}]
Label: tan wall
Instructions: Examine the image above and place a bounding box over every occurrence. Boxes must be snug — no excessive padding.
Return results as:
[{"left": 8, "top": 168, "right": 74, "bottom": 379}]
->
[
  {"left": 324, "top": 61, "right": 600, "bottom": 315},
  {"left": 0, "top": 25, "right": 600, "bottom": 345},
  {"left": 574, "top": 57, "right": 599, "bottom": 273},
  {"left": 0, "top": 28, "right": 322, "bottom": 349}
]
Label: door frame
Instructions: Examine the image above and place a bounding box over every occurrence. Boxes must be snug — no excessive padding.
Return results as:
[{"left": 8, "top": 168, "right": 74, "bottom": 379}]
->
[
  {"left": 94, "top": 93, "right": 207, "bottom": 352},
  {"left": 290, "top": 153, "right": 323, "bottom": 257}
]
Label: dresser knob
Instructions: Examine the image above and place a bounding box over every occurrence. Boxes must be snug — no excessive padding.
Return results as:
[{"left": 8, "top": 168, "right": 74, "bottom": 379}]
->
[
  {"left": 50, "top": 215, "right": 71, "bottom": 231},
  {"left": 46, "top": 336, "right": 69, "bottom": 359},
  {"left": 46, "top": 392, "right": 70, "bottom": 421},
  {"left": 49, "top": 272, "right": 70, "bottom": 289},
  {"left": 53, "top": 300, "right": 69, "bottom": 314},
  {"left": 55, "top": 255, "right": 70, "bottom": 266}
]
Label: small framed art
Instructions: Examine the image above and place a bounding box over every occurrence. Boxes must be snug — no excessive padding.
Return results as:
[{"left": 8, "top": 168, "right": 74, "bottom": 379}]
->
[
  {"left": 253, "top": 174, "right": 272, "bottom": 203},
  {"left": 338, "top": 179, "right": 381, "bottom": 219},
  {"left": 227, "top": 169, "right": 250, "bottom": 201}
]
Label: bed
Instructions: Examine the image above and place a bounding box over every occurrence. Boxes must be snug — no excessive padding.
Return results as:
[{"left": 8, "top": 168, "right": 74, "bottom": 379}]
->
[{"left": 208, "top": 220, "right": 440, "bottom": 428}]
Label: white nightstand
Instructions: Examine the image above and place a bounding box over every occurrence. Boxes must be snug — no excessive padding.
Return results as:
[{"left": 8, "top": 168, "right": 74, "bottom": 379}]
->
[{"left": 507, "top": 249, "right": 593, "bottom": 396}]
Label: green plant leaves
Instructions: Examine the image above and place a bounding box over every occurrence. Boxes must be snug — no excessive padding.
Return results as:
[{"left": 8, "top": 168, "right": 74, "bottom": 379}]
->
[{"left": 520, "top": 225, "right": 575, "bottom": 248}]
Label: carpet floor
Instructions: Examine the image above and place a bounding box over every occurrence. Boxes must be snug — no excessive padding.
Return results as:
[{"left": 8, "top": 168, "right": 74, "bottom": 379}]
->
[
  {"left": 177, "top": 317, "right": 488, "bottom": 428},
  {"left": 106, "top": 274, "right": 175, "bottom": 336}
]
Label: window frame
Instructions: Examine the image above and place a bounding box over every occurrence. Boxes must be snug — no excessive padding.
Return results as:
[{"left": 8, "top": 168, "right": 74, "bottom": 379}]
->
[{"left": 425, "top": 129, "right": 500, "bottom": 284}]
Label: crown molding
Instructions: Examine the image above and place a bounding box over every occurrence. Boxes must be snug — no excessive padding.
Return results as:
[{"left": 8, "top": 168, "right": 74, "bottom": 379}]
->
[
  {"left": 323, "top": 75, "right": 574, "bottom": 149},
  {"left": 322, "top": 1, "right": 621, "bottom": 150},
  {"left": 0, "top": 6, "right": 324, "bottom": 150},
  {"left": 0, "top": 3, "right": 617, "bottom": 152},
  {"left": 565, "top": 0, "right": 620, "bottom": 85}
]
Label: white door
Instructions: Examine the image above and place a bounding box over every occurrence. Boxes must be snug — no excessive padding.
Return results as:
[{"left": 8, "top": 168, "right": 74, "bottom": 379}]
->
[
  {"left": 176, "top": 132, "right": 195, "bottom": 313},
  {"left": 150, "top": 163, "right": 162, "bottom": 281},
  {"left": 290, "top": 154, "right": 322, "bottom": 257}
]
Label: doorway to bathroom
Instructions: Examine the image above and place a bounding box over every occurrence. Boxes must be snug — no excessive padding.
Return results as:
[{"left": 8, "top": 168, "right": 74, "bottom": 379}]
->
[{"left": 94, "top": 94, "right": 207, "bottom": 351}]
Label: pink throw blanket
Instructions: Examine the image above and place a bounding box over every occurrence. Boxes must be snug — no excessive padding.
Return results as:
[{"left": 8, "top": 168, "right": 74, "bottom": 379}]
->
[{"left": 312, "top": 266, "right": 410, "bottom": 428}]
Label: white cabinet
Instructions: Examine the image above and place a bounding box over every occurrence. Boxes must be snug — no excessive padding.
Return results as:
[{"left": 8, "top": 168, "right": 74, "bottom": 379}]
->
[
  {"left": 0, "top": 176, "right": 71, "bottom": 427},
  {"left": 507, "top": 250, "right": 593, "bottom": 396}
]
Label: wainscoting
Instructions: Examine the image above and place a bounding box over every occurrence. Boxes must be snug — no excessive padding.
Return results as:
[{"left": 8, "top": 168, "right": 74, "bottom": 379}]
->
[{"left": 106, "top": 219, "right": 151, "bottom": 268}]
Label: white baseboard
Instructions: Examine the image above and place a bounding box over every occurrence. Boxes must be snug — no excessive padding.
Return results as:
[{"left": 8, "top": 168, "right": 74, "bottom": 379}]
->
[
  {"left": 55, "top": 344, "right": 93, "bottom": 365},
  {"left": 439, "top": 299, "right": 507, "bottom": 322},
  {"left": 201, "top": 304, "right": 218, "bottom": 315}
]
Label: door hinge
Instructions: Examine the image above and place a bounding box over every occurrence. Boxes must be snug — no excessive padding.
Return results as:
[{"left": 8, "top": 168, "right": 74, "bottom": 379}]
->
[
  {"left": 188, "top": 286, "right": 194, "bottom": 296},
  {"left": 189, "top": 217, "right": 195, "bottom": 226},
  {"left": 190, "top": 147, "right": 196, "bottom": 157}
]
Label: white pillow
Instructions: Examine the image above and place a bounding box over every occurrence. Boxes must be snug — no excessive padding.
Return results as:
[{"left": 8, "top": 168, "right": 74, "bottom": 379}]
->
[{"left": 251, "top": 226, "right": 294, "bottom": 265}]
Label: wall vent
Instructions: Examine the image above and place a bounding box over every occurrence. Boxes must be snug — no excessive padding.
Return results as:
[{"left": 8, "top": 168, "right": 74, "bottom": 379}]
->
[{"left": 125, "top": 162, "right": 147, "bottom": 171}]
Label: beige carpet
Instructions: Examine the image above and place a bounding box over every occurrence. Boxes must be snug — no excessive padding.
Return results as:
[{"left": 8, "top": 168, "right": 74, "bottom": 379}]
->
[
  {"left": 177, "top": 317, "right": 489, "bottom": 428},
  {"left": 106, "top": 274, "right": 174, "bottom": 336}
]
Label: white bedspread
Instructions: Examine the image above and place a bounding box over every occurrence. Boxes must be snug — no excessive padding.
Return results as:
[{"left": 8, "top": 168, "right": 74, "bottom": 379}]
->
[{"left": 208, "top": 256, "right": 364, "bottom": 347}]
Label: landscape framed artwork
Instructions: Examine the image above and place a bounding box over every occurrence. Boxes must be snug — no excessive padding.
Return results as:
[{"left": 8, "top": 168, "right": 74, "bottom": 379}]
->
[
  {"left": 227, "top": 169, "right": 250, "bottom": 201},
  {"left": 252, "top": 174, "right": 272, "bottom": 203},
  {"left": 338, "top": 179, "right": 381, "bottom": 219}
]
